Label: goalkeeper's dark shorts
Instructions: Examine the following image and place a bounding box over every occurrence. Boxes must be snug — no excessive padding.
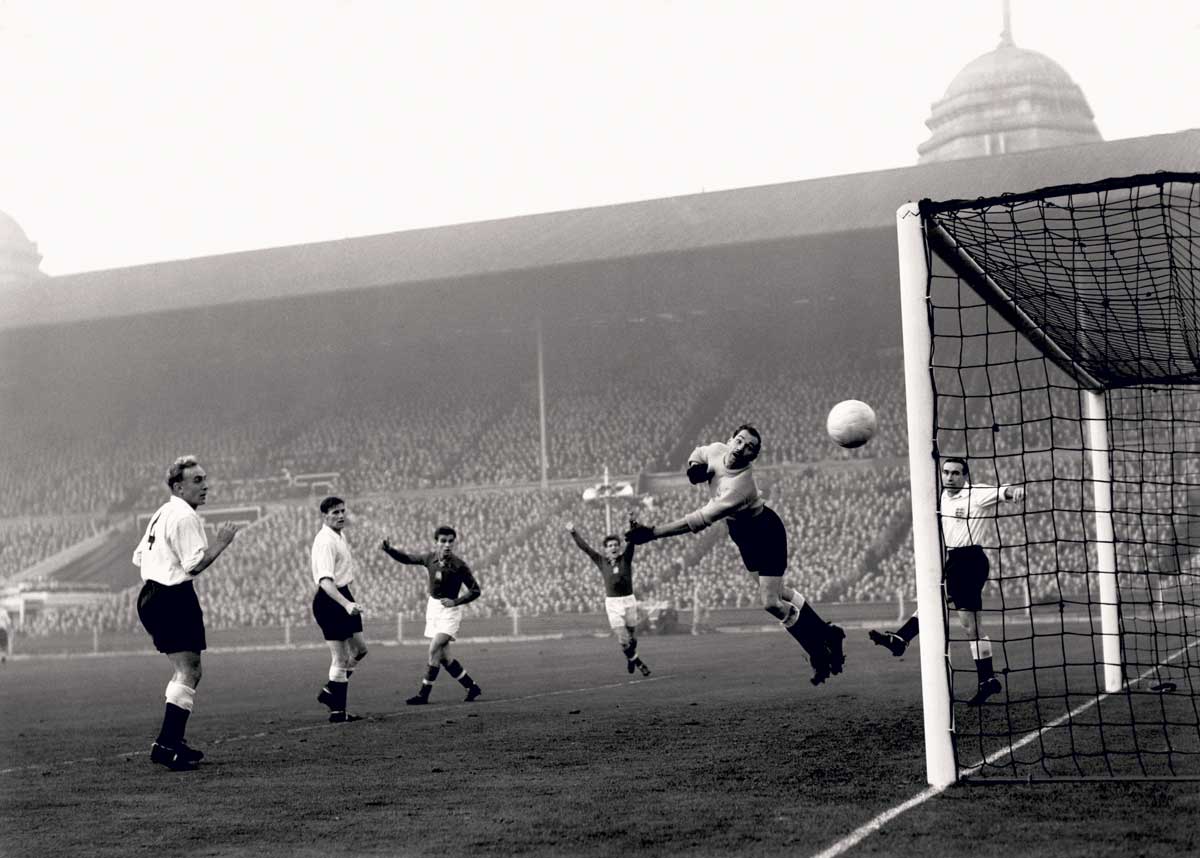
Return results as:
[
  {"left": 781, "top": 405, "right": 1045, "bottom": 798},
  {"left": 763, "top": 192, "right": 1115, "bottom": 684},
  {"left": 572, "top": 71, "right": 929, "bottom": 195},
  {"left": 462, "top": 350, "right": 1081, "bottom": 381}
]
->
[
  {"left": 313, "top": 585, "right": 363, "bottom": 641},
  {"left": 944, "top": 545, "right": 989, "bottom": 612},
  {"left": 727, "top": 506, "right": 787, "bottom": 577},
  {"left": 137, "top": 579, "right": 207, "bottom": 654}
]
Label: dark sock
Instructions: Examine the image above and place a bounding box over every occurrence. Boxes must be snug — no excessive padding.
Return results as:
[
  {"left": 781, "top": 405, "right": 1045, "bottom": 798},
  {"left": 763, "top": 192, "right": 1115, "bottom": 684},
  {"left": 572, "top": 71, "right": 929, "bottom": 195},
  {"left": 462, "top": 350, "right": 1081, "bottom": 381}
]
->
[
  {"left": 413, "top": 665, "right": 439, "bottom": 698},
  {"left": 976, "top": 656, "right": 995, "bottom": 682},
  {"left": 897, "top": 615, "right": 920, "bottom": 642},
  {"left": 329, "top": 680, "right": 349, "bottom": 710},
  {"left": 444, "top": 659, "right": 475, "bottom": 689},
  {"left": 785, "top": 602, "right": 830, "bottom": 658},
  {"left": 158, "top": 703, "right": 190, "bottom": 746}
]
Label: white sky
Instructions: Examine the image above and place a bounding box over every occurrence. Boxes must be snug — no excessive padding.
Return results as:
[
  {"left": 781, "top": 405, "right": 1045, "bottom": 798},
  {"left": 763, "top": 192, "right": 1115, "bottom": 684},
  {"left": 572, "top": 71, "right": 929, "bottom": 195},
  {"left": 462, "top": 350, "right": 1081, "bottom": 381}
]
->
[{"left": 2, "top": 0, "right": 1197, "bottom": 275}]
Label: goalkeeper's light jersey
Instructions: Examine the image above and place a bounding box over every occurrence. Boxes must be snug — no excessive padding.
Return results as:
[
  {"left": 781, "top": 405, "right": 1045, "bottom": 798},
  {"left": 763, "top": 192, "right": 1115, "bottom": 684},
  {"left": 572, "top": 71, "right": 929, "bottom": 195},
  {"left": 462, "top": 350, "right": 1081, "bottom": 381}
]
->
[
  {"left": 683, "top": 441, "right": 766, "bottom": 533},
  {"left": 939, "top": 483, "right": 1009, "bottom": 549}
]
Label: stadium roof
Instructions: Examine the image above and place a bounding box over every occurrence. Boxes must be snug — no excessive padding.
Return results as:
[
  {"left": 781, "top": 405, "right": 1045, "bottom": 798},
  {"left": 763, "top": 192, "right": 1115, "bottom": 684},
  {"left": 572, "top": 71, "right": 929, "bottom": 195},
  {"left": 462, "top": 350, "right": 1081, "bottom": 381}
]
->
[{"left": 1, "top": 129, "right": 1197, "bottom": 331}]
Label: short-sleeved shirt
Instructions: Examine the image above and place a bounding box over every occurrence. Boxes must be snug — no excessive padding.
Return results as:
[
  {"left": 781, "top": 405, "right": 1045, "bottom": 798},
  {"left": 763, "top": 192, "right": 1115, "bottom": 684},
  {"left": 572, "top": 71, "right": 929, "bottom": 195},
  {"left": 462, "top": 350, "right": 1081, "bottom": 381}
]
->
[
  {"left": 683, "top": 441, "right": 767, "bottom": 533},
  {"left": 132, "top": 495, "right": 208, "bottom": 586},
  {"left": 386, "top": 548, "right": 481, "bottom": 603},
  {"left": 311, "top": 524, "right": 357, "bottom": 588},
  {"left": 570, "top": 531, "right": 635, "bottom": 597},
  {"left": 939, "top": 483, "right": 1012, "bottom": 549}
]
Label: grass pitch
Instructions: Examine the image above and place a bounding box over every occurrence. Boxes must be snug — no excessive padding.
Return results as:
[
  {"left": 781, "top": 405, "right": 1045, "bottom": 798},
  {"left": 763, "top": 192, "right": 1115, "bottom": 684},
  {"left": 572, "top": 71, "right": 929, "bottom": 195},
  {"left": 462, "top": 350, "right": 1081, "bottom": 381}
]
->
[{"left": 1, "top": 628, "right": 1196, "bottom": 858}]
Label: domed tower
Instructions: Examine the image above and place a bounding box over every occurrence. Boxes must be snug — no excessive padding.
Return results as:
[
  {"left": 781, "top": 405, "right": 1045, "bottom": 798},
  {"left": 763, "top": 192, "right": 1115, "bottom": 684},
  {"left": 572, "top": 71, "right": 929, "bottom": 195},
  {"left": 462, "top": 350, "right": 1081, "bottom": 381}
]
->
[
  {"left": 918, "top": 3, "right": 1102, "bottom": 163},
  {"left": 0, "top": 210, "right": 45, "bottom": 286}
]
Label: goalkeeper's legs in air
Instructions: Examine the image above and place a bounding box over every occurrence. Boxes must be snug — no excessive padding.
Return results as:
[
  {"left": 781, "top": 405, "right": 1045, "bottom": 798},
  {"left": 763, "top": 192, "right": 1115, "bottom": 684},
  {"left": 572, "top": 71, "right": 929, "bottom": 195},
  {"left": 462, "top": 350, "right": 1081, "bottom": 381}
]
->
[
  {"left": 761, "top": 577, "right": 845, "bottom": 685},
  {"left": 728, "top": 504, "right": 844, "bottom": 685},
  {"left": 869, "top": 611, "right": 919, "bottom": 657}
]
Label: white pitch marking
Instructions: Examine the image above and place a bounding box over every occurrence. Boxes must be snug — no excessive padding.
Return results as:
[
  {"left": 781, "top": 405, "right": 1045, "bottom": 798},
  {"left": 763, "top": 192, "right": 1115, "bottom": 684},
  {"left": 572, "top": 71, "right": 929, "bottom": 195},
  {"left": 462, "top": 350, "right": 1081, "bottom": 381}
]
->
[{"left": 809, "top": 641, "right": 1199, "bottom": 858}]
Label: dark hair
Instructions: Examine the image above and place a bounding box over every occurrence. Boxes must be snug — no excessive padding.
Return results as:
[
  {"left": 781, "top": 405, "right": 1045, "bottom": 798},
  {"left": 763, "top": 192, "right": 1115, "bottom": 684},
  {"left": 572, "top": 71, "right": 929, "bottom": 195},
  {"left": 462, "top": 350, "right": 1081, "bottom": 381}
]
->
[
  {"left": 603, "top": 534, "right": 621, "bottom": 546},
  {"left": 733, "top": 424, "right": 762, "bottom": 459},
  {"left": 734, "top": 424, "right": 761, "bottom": 444},
  {"left": 319, "top": 496, "right": 345, "bottom": 514},
  {"left": 166, "top": 455, "right": 199, "bottom": 490},
  {"left": 434, "top": 525, "right": 457, "bottom": 541},
  {"left": 941, "top": 457, "right": 969, "bottom": 477}
]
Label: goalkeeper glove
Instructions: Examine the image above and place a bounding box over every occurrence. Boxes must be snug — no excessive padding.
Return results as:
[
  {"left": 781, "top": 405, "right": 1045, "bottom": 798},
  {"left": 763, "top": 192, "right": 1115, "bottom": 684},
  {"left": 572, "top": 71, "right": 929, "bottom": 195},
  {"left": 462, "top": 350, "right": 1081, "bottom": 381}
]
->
[
  {"left": 686, "top": 462, "right": 710, "bottom": 485},
  {"left": 625, "top": 524, "right": 656, "bottom": 545}
]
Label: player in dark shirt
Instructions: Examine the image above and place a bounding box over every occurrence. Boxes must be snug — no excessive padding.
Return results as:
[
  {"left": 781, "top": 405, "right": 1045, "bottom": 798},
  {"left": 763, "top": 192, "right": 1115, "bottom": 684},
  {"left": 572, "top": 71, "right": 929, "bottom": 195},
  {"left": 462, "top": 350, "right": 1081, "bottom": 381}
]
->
[
  {"left": 380, "top": 525, "right": 483, "bottom": 704},
  {"left": 567, "top": 520, "right": 651, "bottom": 676}
]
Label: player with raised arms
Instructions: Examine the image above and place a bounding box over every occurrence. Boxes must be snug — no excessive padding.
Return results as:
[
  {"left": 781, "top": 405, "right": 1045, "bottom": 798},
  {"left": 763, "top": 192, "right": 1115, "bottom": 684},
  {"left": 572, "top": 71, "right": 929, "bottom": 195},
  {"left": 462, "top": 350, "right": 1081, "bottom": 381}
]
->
[
  {"left": 625, "top": 425, "right": 846, "bottom": 685},
  {"left": 381, "top": 525, "right": 483, "bottom": 705},
  {"left": 566, "top": 520, "right": 651, "bottom": 677}
]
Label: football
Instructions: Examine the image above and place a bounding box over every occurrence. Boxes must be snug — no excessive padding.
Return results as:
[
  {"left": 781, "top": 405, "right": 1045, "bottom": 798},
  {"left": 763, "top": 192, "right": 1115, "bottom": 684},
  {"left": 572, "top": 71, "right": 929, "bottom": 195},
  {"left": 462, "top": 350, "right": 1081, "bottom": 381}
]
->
[{"left": 826, "top": 399, "right": 877, "bottom": 448}]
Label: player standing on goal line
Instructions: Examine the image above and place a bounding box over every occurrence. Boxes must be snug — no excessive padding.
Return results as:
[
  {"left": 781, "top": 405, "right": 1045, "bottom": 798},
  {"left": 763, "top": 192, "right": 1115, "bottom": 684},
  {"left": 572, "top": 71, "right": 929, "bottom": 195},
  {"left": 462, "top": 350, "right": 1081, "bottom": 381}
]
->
[
  {"left": 624, "top": 425, "right": 846, "bottom": 685},
  {"left": 311, "top": 496, "right": 367, "bottom": 724},
  {"left": 869, "top": 456, "right": 1025, "bottom": 706},
  {"left": 566, "top": 520, "right": 652, "bottom": 677},
  {"left": 132, "top": 455, "right": 239, "bottom": 771},
  {"left": 380, "top": 526, "right": 483, "bottom": 704}
]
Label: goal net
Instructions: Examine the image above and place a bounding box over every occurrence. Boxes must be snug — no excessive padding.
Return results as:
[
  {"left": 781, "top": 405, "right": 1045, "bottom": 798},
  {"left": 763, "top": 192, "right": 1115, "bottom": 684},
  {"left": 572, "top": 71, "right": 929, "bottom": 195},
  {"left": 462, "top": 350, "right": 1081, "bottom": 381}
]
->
[{"left": 896, "top": 172, "right": 1200, "bottom": 784}]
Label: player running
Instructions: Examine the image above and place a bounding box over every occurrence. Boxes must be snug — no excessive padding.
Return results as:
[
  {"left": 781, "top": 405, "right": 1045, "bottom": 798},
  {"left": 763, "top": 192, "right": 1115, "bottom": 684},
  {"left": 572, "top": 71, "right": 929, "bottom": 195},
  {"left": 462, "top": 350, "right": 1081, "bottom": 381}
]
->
[
  {"left": 380, "top": 525, "right": 483, "bottom": 704},
  {"left": 566, "top": 520, "right": 651, "bottom": 677}
]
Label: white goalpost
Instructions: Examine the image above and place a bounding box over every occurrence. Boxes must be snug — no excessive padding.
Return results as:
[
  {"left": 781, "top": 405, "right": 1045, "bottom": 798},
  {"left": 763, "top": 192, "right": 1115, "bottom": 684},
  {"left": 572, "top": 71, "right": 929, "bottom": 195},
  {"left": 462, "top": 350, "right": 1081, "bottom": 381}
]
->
[{"left": 895, "top": 172, "right": 1200, "bottom": 784}]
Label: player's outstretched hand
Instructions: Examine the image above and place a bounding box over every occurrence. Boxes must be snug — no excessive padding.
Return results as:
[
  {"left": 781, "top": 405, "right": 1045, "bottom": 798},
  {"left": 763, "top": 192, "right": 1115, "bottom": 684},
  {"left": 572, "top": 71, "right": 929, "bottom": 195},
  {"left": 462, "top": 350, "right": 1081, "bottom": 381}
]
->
[
  {"left": 1007, "top": 486, "right": 1026, "bottom": 502},
  {"left": 215, "top": 522, "right": 239, "bottom": 545},
  {"left": 625, "top": 524, "right": 656, "bottom": 545},
  {"left": 565, "top": 522, "right": 575, "bottom": 533},
  {"left": 380, "top": 539, "right": 392, "bottom": 553},
  {"left": 686, "top": 462, "right": 710, "bottom": 485}
]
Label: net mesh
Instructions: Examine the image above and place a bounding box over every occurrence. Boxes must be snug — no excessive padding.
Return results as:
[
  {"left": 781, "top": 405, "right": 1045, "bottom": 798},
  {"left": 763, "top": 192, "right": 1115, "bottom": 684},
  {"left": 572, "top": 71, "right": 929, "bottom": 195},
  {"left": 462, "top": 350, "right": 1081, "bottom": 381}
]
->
[{"left": 920, "top": 172, "right": 1200, "bottom": 781}]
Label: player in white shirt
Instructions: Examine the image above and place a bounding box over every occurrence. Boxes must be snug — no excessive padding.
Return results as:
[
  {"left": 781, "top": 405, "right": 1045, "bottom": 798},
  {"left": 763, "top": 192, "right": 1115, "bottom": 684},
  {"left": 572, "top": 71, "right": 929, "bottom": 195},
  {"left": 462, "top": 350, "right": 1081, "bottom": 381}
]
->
[
  {"left": 625, "top": 425, "right": 846, "bottom": 686},
  {"left": 869, "top": 456, "right": 1025, "bottom": 706},
  {"left": 311, "top": 496, "right": 367, "bottom": 723},
  {"left": 132, "top": 456, "right": 239, "bottom": 771}
]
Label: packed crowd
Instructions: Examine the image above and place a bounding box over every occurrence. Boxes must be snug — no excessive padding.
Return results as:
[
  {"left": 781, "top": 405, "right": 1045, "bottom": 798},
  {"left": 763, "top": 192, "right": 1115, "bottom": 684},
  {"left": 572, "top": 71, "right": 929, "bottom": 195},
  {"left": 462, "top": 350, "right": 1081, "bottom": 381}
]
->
[
  {"left": 690, "top": 357, "right": 908, "bottom": 467},
  {"left": 18, "top": 464, "right": 918, "bottom": 636},
  {"left": 2, "top": 317, "right": 920, "bottom": 518},
  {"left": 0, "top": 516, "right": 106, "bottom": 581}
]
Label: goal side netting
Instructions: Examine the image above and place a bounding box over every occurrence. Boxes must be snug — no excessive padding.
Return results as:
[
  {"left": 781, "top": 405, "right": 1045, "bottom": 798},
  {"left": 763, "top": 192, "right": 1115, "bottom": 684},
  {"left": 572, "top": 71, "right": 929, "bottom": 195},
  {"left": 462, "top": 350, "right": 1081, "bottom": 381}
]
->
[{"left": 896, "top": 172, "right": 1200, "bottom": 784}]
